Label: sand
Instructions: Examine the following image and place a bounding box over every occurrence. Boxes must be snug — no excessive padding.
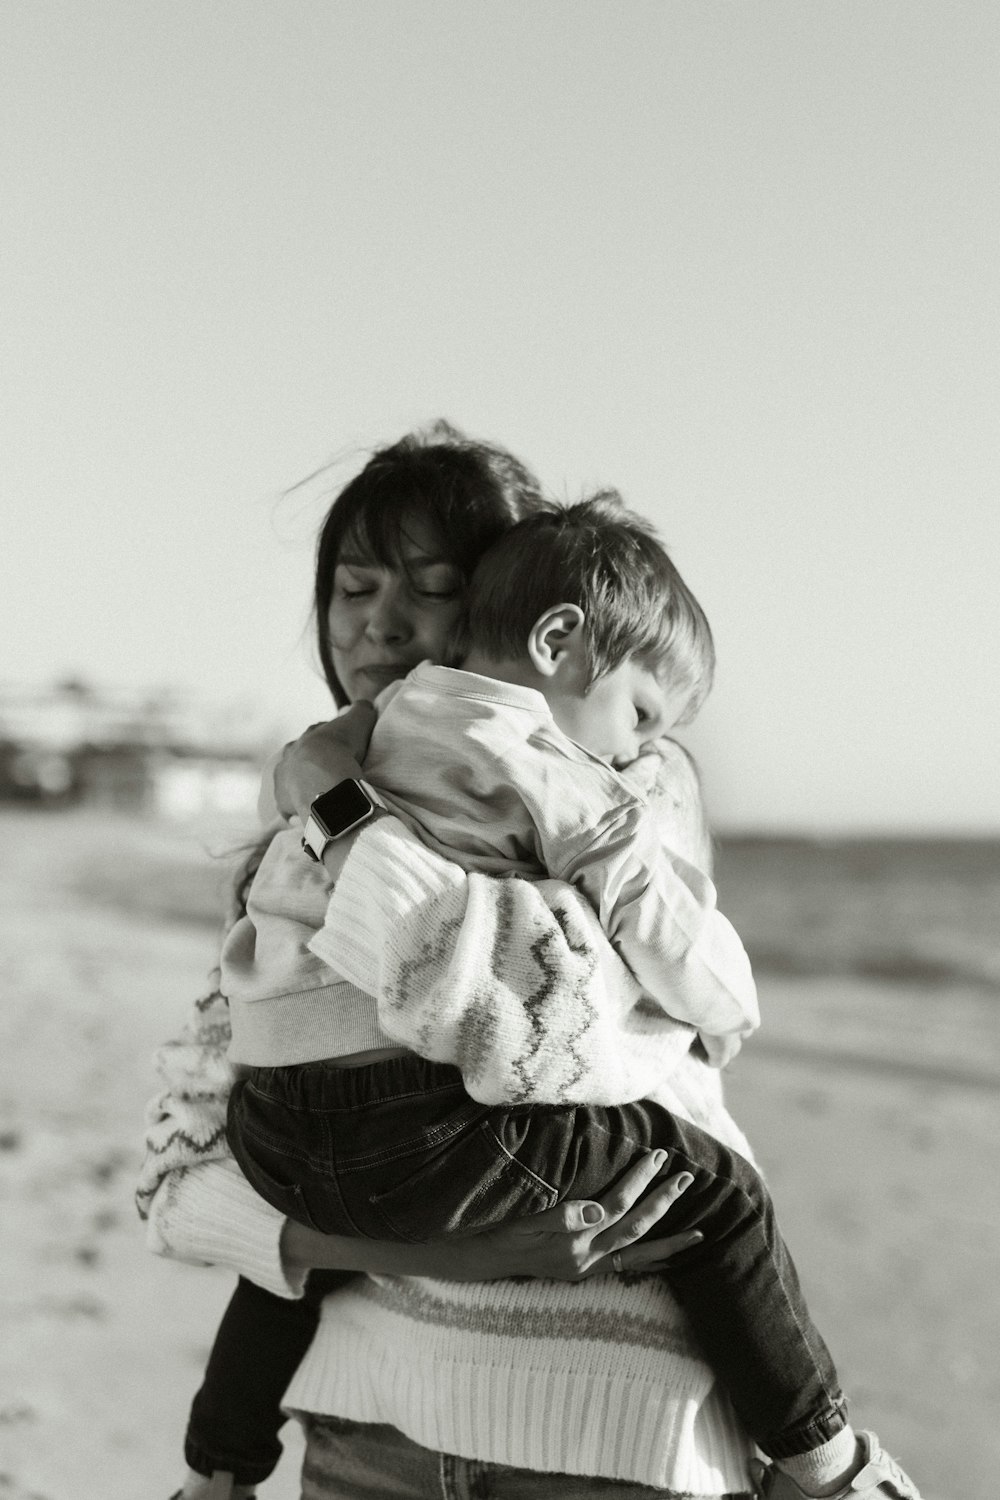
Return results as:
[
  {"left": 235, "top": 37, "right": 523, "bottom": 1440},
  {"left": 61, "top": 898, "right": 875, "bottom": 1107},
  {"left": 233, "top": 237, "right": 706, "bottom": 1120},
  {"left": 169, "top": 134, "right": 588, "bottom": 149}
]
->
[{"left": 0, "top": 808, "right": 996, "bottom": 1500}]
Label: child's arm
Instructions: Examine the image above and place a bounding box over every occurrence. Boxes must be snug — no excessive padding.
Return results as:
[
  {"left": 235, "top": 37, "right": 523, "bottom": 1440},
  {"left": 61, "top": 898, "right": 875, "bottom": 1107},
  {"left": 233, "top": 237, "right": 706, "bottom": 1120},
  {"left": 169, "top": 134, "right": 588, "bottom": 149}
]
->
[
  {"left": 619, "top": 740, "right": 751, "bottom": 1068},
  {"left": 560, "top": 805, "right": 759, "bottom": 1045}
]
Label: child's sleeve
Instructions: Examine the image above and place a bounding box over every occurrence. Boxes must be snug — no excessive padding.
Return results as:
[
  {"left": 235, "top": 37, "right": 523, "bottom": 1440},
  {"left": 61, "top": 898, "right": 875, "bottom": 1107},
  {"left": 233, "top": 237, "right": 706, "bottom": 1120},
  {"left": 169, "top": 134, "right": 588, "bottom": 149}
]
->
[
  {"left": 559, "top": 806, "right": 759, "bottom": 1045},
  {"left": 308, "top": 818, "right": 700, "bottom": 1105}
]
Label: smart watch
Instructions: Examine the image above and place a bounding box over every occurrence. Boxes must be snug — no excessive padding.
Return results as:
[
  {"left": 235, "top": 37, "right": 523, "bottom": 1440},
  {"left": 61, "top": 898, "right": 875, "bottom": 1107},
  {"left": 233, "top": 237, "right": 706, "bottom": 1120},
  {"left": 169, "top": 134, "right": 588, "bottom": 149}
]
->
[{"left": 301, "top": 779, "right": 380, "bottom": 862}]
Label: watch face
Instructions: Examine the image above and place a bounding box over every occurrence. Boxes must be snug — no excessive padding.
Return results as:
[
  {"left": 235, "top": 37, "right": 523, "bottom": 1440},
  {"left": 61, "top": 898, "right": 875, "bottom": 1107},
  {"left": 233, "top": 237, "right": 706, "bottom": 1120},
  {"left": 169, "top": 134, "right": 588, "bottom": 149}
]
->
[{"left": 312, "top": 779, "right": 374, "bottom": 838}]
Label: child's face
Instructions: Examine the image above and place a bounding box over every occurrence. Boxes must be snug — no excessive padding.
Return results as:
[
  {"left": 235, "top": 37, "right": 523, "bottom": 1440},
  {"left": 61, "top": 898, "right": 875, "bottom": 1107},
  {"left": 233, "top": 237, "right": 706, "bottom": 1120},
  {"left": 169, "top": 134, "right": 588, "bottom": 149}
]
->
[{"left": 550, "top": 658, "right": 689, "bottom": 770}]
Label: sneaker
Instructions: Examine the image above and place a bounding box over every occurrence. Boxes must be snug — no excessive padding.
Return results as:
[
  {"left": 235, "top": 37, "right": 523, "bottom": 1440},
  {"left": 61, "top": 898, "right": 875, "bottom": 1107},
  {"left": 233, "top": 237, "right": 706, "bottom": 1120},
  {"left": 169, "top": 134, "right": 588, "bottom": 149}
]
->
[
  {"left": 168, "top": 1477, "right": 257, "bottom": 1500},
  {"left": 750, "top": 1431, "right": 922, "bottom": 1499}
]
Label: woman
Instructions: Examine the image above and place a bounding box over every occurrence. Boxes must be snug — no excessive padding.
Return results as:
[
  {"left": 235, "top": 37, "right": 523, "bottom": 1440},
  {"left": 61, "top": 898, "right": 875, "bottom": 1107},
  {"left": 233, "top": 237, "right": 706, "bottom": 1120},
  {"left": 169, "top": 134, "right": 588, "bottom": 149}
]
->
[{"left": 140, "top": 422, "right": 756, "bottom": 1499}]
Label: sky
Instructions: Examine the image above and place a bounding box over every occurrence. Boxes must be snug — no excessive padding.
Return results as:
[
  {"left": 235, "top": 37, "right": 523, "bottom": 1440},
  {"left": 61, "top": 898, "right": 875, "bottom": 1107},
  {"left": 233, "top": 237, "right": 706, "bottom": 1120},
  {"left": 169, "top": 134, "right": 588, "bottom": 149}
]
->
[{"left": 3, "top": 1, "right": 998, "bottom": 833}]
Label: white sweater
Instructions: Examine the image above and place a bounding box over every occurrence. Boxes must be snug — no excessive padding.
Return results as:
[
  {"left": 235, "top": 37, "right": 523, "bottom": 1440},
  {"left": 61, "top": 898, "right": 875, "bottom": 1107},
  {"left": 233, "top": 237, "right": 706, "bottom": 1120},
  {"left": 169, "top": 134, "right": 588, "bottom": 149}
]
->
[{"left": 139, "top": 742, "right": 756, "bottom": 1494}]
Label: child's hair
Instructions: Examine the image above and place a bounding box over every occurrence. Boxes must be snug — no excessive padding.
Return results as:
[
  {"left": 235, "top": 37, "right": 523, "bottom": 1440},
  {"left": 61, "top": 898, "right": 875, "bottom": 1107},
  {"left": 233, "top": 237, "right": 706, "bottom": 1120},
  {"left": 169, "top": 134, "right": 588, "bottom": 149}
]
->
[
  {"left": 463, "top": 490, "right": 715, "bottom": 724},
  {"left": 313, "top": 421, "right": 545, "bottom": 705}
]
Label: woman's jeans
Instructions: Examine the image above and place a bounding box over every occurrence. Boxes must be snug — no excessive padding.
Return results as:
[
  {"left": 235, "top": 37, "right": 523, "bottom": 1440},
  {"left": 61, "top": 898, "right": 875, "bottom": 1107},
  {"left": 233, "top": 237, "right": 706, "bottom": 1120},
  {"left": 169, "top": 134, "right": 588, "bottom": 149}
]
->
[
  {"left": 227, "top": 1054, "right": 848, "bottom": 1462},
  {"left": 298, "top": 1414, "right": 754, "bottom": 1500}
]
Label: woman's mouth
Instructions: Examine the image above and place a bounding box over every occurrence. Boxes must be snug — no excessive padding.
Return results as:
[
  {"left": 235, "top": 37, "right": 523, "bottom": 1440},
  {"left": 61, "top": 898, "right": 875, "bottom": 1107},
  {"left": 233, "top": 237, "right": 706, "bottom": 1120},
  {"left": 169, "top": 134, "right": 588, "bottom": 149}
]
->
[{"left": 354, "top": 662, "right": 412, "bottom": 690}]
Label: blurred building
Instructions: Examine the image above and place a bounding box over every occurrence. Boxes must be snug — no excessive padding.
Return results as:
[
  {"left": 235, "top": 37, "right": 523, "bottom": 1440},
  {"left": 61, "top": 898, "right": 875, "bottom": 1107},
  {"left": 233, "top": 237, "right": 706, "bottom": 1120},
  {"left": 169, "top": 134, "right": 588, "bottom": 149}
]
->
[{"left": 0, "top": 678, "right": 267, "bottom": 819}]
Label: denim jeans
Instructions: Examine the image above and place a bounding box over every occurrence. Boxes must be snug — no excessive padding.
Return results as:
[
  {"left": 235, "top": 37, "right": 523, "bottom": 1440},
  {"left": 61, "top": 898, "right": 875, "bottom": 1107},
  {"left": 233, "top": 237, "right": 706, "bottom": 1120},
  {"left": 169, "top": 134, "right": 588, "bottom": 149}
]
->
[
  {"left": 298, "top": 1414, "right": 753, "bottom": 1500},
  {"left": 228, "top": 1054, "right": 848, "bottom": 1461}
]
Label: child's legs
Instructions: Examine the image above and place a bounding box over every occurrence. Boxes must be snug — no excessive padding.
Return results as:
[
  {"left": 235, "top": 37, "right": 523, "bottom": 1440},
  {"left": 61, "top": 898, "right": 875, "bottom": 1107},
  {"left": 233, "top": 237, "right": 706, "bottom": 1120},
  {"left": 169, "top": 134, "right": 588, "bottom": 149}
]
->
[
  {"left": 507, "top": 1100, "right": 848, "bottom": 1461},
  {"left": 228, "top": 1068, "right": 351, "bottom": 1233},
  {"left": 187, "top": 1271, "right": 350, "bottom": 1485},
  {"left": 228, "top": 1056, "right": 531, "bottom": 1239},
  {"left": 228, "top": 1058, "right": 847, "bottom": 1458}
]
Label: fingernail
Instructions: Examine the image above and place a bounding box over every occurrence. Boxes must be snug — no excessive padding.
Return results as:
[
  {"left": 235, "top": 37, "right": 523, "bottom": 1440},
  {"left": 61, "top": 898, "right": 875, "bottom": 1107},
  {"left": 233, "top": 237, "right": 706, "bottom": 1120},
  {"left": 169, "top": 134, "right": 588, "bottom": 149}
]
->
[
  {"left": 676, "top": 1173, "right": 694, "bottom": 1191},
  {"left": 652, "top": 1150, "right": 667, "bottom": 1169},
  {"left": 684, "top": 1230, "right": 703, "bottom": 1244},
  {"left": 582, "top": 1203, "right": 604, "bottom": 1225}
]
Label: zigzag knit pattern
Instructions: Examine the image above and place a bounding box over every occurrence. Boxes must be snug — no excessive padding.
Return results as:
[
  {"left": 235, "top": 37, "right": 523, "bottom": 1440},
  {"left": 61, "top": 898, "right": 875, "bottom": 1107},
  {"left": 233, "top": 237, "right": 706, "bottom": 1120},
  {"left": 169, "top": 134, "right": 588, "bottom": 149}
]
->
[{"left": 136, "top": 974, "right": 234, "bottom": 1220}]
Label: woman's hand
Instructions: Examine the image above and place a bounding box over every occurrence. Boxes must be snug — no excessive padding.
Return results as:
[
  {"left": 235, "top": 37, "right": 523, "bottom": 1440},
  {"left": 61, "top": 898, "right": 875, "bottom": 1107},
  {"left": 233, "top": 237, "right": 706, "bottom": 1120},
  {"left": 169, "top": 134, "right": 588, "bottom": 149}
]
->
[
  {"left": 272, "top": 702, "right": 378, "bottom": 823},
  {"left": 281, "top": 1151, "right": 701, "bottom": 1283},
  {"left": 454, "top": 1151, "right": 702, "bottom": 1282}
]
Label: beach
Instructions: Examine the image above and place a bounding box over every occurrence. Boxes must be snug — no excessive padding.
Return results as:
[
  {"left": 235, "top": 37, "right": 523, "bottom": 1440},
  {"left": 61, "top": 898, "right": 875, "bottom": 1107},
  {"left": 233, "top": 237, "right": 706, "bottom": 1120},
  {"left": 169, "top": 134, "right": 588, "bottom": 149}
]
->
[{"left": 0, "top": 807, "right": 996, "bottom": 1500}]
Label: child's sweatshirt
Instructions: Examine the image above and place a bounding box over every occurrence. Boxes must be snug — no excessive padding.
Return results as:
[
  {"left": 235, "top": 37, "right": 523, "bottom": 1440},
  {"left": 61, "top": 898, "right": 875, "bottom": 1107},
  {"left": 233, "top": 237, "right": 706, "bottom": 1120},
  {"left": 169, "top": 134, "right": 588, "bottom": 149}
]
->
[{"left": 222, "top": 663, "right": 758, "bottom": 1092}]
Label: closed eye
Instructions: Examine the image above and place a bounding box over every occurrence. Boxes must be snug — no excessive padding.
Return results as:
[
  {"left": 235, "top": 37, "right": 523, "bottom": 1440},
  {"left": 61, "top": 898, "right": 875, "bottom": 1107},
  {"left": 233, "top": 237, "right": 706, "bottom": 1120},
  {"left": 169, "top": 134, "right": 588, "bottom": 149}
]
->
[
  {"left": 410, "top": 563, "right": 462, "bottom": 600},
  {"left": 334, "top": 564, "right": 379, "bottom": 599}
]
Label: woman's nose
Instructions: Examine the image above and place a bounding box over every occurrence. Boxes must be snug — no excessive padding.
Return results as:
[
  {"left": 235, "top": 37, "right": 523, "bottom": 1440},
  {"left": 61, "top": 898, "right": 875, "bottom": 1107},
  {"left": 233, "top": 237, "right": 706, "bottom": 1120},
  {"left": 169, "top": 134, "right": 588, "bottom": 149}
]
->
[{"left": 363, "top": 585, "right": 410, "bottom": 643}]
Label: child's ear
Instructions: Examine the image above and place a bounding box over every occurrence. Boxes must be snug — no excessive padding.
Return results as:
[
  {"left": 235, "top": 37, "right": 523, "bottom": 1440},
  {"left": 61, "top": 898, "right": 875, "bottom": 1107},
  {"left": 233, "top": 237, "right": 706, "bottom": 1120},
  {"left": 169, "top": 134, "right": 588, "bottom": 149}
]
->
[{"left": 527, "top": 604, "right": 587, "bottom": 678}]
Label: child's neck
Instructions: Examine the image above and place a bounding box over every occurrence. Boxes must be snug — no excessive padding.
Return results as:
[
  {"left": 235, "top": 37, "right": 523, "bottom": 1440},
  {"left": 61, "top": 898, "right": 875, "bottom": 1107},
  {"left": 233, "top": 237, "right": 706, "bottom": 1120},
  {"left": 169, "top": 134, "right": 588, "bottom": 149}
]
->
[{"left": 459, "top": 650, "right": 543, "bottom": 695}]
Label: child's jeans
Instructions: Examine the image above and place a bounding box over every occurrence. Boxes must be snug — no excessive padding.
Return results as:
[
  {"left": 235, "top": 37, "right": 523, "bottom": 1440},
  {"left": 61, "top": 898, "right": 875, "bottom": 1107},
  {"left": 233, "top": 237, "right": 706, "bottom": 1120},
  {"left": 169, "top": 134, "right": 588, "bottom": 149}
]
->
[{"left": 227, "top": 1053, "right": 848, "bottom": 1463}]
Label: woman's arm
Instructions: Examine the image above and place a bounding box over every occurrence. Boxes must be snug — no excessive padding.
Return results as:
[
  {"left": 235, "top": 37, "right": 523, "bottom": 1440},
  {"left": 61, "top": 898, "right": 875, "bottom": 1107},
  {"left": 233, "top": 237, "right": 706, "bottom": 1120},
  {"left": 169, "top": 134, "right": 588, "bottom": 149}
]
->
[
  {"left": 137, "top": 974, "right": 305, "bottom": 1297},
  {"left": 136, "top": 712, "right": 376, "bottom": 1291},
  {"left": 314, "top": 823, "right": 701, "bottom": 1105},
  {"left": 282, "top": 1151, "right": 703, "bottom": 1283},
  {"left": 136, "top": 974, "right": 233, "bottom": 1221}
]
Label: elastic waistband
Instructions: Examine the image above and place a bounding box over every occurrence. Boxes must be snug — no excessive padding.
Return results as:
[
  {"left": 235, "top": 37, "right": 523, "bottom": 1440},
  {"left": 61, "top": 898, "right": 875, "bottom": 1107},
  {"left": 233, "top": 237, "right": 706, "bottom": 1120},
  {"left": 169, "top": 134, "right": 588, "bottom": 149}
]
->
[
  {"left": 247, "top": 1053, "right": 468, "bottom": 1109},
  {"left": 324, "top": 1045, "right": 411, "bottom": 1068}
]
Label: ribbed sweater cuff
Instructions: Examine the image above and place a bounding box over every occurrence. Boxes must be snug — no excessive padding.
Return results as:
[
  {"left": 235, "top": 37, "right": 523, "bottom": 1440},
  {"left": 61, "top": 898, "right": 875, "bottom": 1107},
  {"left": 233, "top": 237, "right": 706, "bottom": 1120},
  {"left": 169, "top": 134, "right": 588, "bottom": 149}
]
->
[
  {"left": 310, "top": 817, "right": 464, "bottom": 996},
  {"left": 146, "top": 1160, "right": 305, "bottom": 1300}
]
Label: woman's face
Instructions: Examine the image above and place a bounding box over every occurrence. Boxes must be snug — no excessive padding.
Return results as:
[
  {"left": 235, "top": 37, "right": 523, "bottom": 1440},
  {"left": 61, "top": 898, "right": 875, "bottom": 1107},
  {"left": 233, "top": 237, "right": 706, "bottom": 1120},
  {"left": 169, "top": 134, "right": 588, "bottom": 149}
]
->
[{"left": 326, "top": 516, "right": 467, "bottom": 703}]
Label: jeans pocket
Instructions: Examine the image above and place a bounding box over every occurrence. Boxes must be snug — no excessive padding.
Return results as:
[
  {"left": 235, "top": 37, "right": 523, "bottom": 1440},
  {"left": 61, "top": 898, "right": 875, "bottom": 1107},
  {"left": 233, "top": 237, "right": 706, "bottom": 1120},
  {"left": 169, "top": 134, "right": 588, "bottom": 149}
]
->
[
  {"left": 234, "top": 1140, "right": 332, "bottom": 1234},
  {"left": 367, "top": 1118, "right": 559, "bottom": 1241}
]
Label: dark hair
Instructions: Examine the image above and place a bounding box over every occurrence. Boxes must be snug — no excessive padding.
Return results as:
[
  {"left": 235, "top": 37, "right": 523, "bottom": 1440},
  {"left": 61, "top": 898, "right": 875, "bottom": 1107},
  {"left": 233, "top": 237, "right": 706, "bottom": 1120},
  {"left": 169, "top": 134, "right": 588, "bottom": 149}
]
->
[
  {"left": 463, "top": 490, "right": 715, "bottom": 724},
  {"left": 231, "top": 422, "right": 545, "bottom": 920},
  {"left": 313, "top": 421, "right": 545, "bottom": 704}
]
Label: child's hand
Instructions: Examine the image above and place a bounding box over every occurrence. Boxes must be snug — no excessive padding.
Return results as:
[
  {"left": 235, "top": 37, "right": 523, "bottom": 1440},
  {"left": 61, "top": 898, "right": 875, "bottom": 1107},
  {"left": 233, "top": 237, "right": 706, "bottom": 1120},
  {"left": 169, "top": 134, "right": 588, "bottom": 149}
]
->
[
  {"left": 273, "top": 703, "right": 377, "bottom": 822},
  {"left": 693, "top": 1031, "right": 743, "bottom": 1069}
]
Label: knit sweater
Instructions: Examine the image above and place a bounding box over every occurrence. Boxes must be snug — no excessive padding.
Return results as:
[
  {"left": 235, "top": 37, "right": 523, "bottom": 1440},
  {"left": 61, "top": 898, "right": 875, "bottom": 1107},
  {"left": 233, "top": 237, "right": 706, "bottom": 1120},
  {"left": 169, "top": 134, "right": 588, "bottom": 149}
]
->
[
  {"left": 138, "top": 742, "right": 756, "bottom": 1493},
  {"left": 224, "top": 665, "right": 758, "bottom": 1079}
]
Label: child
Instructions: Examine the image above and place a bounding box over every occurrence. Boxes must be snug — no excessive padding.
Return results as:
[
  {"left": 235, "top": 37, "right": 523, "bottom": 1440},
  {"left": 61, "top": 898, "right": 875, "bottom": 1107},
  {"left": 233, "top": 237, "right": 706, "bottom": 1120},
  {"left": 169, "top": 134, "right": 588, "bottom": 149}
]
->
[{"left": 216, "top": 495, "right": 920, "bottom": 1500}]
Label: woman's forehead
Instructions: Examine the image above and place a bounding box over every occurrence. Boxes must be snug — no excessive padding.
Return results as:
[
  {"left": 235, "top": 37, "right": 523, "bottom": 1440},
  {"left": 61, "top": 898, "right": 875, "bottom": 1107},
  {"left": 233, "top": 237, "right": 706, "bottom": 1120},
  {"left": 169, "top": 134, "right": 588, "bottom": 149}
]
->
[{"left": 338, "top": 512, "right": 450, "bottom": 568}]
